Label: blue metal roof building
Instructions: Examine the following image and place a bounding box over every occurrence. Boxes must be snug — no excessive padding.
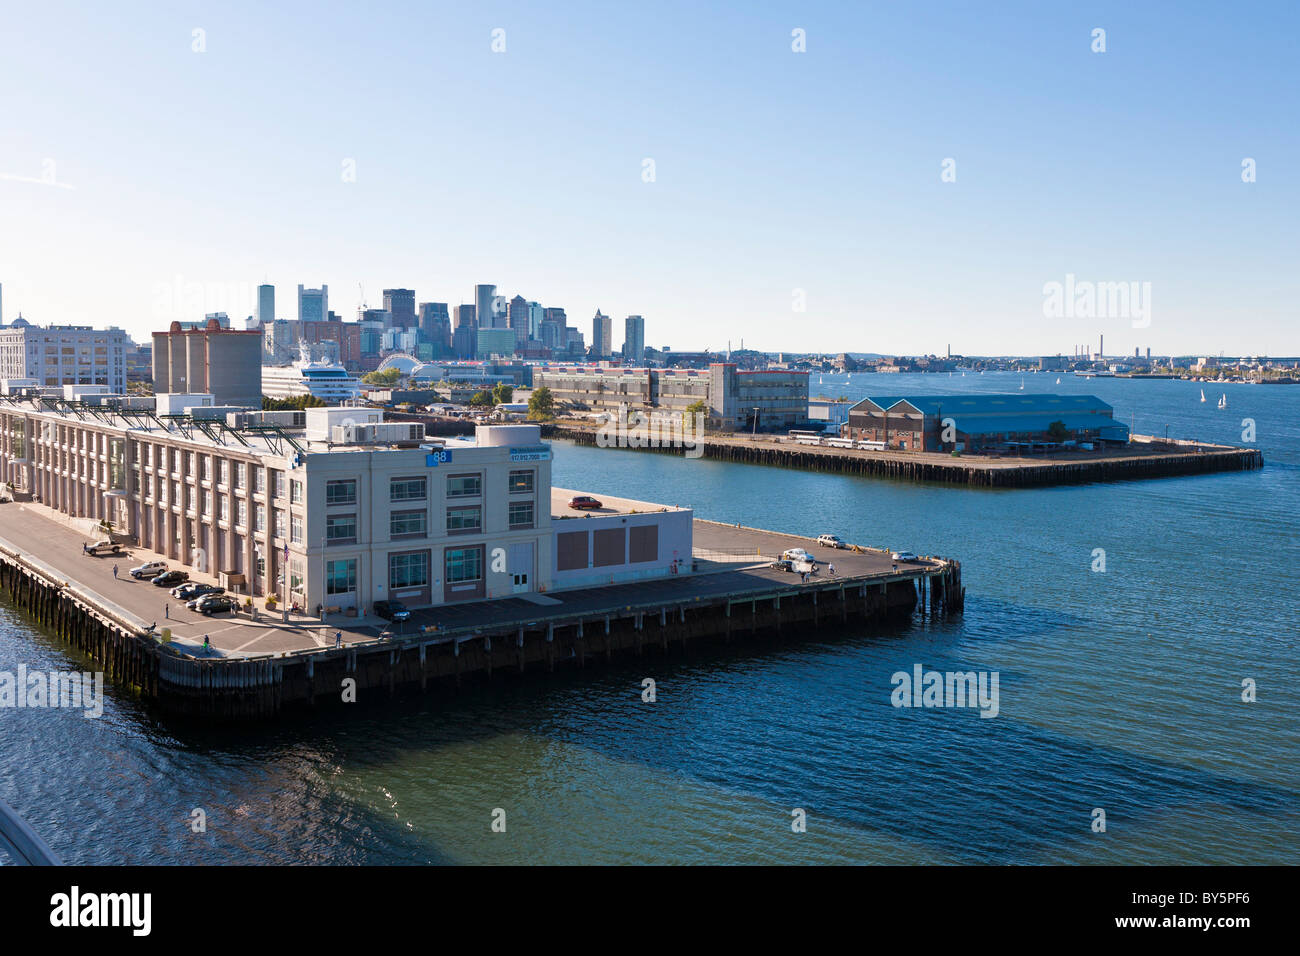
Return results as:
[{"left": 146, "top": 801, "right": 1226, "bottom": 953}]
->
[{"left": 846, "top": 393, "right": 1129, "bottom": 451}]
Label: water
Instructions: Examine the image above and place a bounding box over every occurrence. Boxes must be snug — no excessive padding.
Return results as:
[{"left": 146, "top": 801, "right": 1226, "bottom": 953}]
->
[{"left": 2, "top": 372, "right": 1296, "bottom": 864}]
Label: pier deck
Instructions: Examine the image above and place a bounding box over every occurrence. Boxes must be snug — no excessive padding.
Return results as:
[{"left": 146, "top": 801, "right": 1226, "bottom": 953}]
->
[{"left": 0, "top": 501, "right": 941, "bottom": 662}]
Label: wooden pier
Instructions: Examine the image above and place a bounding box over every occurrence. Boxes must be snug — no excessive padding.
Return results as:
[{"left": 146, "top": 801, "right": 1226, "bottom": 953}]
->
[
  {"left": 547, "top": 425, "right": 1263, "bottom": 487},
  {"left": 0, "top": 524, "right": 963, "bottom": 720}
]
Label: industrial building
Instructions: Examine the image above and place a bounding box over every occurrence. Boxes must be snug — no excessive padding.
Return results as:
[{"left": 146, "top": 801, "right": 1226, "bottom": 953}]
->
[
  {"left": 152, "top": 319, "right": 263, "bottom": 407},
  {"left": 0, "top": 398, "right": 693, "bottom": 616},
  {"left": 0, "top": 318, "right": 131, "bottom": 393},
  {"left": 533, "top": 363, "right": 810, "bottom": 431},
  {"left": 845, "top": 394, "right": 1130, "bottom": 452}
]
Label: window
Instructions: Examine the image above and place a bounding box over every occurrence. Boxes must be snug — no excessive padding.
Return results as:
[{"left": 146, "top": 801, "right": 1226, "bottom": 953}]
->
[
  {"left": 254, "top": 504, "right": 266, "bottom": 533},
  {"left": 508, "top": 501, "right": 534, "bottom": 529},
  {"left": 390, "top": 510, "right": 427, "bottom": 538},
  {"left": 326, "top": 479, "right": 356, "bottom": 505},
  {"left": 203, "top": 491, "right": 212, "bottom": 516},
  {"left": 237, "top": 499, "right": 247, "bottom": 528},
  {"left": 446, "top": 506, "right": 481, "bottom": 535},
  {"left": 390, "top": 476, "right": 426, "bottom": 502},
  {"left": 446, "top": 473, "right": 481, "bottom": 498},
  {"left": 273, "top": 471, "right": 286, "bottom": 499},
  {"left": 199, "top": 456, "right": 209, "bottom": 481},
  {"left": 445, "top": 547, "right": 482, "bottom": 583},
  {"left": 326, "top": 559, "right": 357, "bottom": 595},
  {"left": 234, "top": 462, "right": 245, "bottom": 489},
  {"left": 290, "top": 479, "right": 303, "bottom": 504},
  {"left": 186, "top": 487, "right": 196, "bottom": 512},
  {"left": 218, "top": 495, "right": 228, "bottom": 521},
  {"left": 254, "top": 467, "right": 265, "bottom": 494},
  {"left": 388, "top": 551, "right": 429, "bottom": 589},
  {"left": 326, "top": 514, "right": 356, "bottom": 545},
  {"left": 273, "top": 509, "right": 285, "bottom": 539},
  {"left": 291, "top": 514, "right": 303, "bottom": 544},
  {"left": 218, "top": 459, "right": 228, "bottom": 485},
  {"left": 508, "top": 470, "right": 534, "bottom": 494}
]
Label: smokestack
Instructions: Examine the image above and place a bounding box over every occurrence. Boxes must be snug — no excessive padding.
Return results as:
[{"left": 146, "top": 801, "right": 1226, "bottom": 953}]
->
[{"left": 1099, "top": 333, "right": 1104, "bottom": 359}]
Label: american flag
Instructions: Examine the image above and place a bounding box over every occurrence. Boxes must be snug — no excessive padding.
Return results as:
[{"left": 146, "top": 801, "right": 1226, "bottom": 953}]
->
[{"left": 283, "top": 544, "right": 289, "bottom": 562}]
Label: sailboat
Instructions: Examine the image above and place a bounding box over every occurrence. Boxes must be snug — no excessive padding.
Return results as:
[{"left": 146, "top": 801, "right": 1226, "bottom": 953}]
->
[
  {"left": 1055, "top": 377, "right": 1061, "bottom": 384},
  {"left": 1200, "top": 389, "right": 1206, "bottom": 403},
  {"left": 1218, "top": 393, "right": 1227, "bottom": 409},
  {"left": 1019, "top": 378, "right": 1025, "bottom": 390},
  {"left": 819, "top": 376, "right": 823, "bottom": 384}
]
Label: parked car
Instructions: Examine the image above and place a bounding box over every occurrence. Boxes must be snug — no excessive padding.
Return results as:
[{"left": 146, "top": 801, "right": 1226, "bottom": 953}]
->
[
  {"left": 768, "top": 558, "right": 793, "bottom": 572},
  {"left": 129, "top": 561, "right": 167, "bottom": 580},
  {"left": 816, "top": 534, "right": 845, "bottom": 549},
  {"left": 568, "top": 495, "right": 603, "bottom": 510},
  {"left": 84, "top": 540, "right": 121, "bottom": 556},
  {"left": 193, "top": 594, "right": 237, "bottom": 616},
  {"left": 891, "top": 551, "right": 919, "bottom": 562},
  {"left": 373, "top": 600, "right": 411, "bottom": 622},
  {"left": 152, "top": 570, "right": 189, "bottom": 587},
  {"left": 781, "top": 548, "right": 813, "bottom": 563},
  {"left": 173, "top": 582, "right": 222, "bottom": 601}
]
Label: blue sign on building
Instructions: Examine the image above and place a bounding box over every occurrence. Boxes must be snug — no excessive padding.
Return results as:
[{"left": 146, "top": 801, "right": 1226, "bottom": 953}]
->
[{"left": 426, "top": 449, "right": 453, "bottom": 467}]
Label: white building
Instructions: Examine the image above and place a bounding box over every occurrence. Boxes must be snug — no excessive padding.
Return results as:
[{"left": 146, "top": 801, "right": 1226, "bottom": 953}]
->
[{"left": 0, "top": 318, "right": 130, "bottom": 393}]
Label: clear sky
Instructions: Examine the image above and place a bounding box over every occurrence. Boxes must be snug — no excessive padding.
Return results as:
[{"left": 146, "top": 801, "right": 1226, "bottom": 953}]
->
[{"left": 1, "top": 0, "right": 1296, "bottom": 356}]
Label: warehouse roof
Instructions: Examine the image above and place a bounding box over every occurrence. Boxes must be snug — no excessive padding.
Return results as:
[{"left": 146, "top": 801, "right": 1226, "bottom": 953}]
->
[{"left": 848, "top": 393, "right": 1114, "bottom": 416}]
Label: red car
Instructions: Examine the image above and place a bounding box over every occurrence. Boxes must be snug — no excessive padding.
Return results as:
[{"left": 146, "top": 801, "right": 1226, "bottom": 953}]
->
[{"left": 568, "top": 495, "right": 603, "bottom": 510}]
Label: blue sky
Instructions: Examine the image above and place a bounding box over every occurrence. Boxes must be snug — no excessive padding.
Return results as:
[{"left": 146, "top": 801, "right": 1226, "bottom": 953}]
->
[{"left": 1, "top": 0, "right": 1296, "bottom": 355}]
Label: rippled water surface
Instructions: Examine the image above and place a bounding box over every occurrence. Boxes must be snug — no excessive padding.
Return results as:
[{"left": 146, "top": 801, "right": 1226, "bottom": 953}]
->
[{"left": 2, "top": 372, "right": 1296, "bottom": 864}]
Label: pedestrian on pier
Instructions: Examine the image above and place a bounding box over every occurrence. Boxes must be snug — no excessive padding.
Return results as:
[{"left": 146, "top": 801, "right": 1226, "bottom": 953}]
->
[
  {"left": 164, "top": 603, "right": 169, "bottom": 620},
  {"left": 335, "top": 630, "right": 342, "bottom": 649},
  {"left": 203, "top": 635, "right": 211, "bottom": 651},
  {"left": 829, "top": 563, "right": 836, "bottom": 577},
  {"left": 891, "top": 561, "right": 897, "bottom": 572},
  {"left": 112, "top": 564, "right": 119, "bottom": 579}
]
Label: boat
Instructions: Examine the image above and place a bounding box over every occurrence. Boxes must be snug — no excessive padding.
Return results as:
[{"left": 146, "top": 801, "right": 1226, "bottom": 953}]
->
[
  {"left": 1019, "top": 378, "right": 1025, "bottom": 390},
  {"left": 1218, "top": 393, "right": 1227, "bottom": 409},
  {"left": 1200, "top": 389, "right": 1206, "bottom": 403},
  {"left": 1055, "top": 377, "right": 1061, "bottom": 384}
]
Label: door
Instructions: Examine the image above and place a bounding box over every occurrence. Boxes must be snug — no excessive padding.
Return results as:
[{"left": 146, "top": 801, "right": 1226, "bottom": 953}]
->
[{"left": 509, "top": 542, "right": 534, "bottom": 594}]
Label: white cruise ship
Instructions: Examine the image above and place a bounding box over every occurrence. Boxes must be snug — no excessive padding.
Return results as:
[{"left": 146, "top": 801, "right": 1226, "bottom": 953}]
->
[{"left": 261, "top": 361, "right": 362, "bottom": 404}]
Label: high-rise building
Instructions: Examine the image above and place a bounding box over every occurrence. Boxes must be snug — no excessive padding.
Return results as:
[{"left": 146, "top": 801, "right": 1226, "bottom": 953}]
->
[
  {"left": 591, "top": 310, "right": 612, "bottom": 359},
  {"left": 256, "top": 283, "right": 275, "bottom": 327},
  {"left": 475, "top": 284, "right": 502, "bottom": 329},
  {"left": 204, "top": 312, "right": 232, "bottom": 329},
  {"left": 298, "top": 284, "right": 328, "bottom": 324},
  {"left": 419, "top": 302, "right": 452, "bottom": 355},
  {"left": 527, "top": 301, "right": 543, "bottom": 341},
  {"left": 623, "top": 315, "right": 645, "bottom": 363},
  {"left": 384, "top": 289, "right": 417, "bottom": 328},
  {"left": 508, "top": 295, "right": 530, "bottom": 347}
]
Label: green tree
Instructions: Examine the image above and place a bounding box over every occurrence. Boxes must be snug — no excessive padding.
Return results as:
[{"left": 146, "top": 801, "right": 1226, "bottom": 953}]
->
[
  {"left": 527, "top": 386, "right": 556, "bottom": 421},
  {"left": 361, "top": 368, "right": 403, "bottom": 386},
  {"left": 685, "top": 399, "right": 708, "bottom": 421},
  {"left": 262, "top": 394, "right": 327, "bottom": 411},
  {"left": 1047, "top": 420, "right": 1069, "bottom": 443},
  {"left": 492, "top": 383, "right": 514, "bottom": 405},
  {"left": 469, "top": 389, "right": 494, "bottom": 407}
]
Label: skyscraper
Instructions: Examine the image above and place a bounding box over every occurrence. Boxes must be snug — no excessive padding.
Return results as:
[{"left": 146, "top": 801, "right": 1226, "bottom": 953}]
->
[
  {"left": 256, "top": 283, "right": 275, "bottom": 327},
  {"left": 384, "top": 288, "right": 417, "bottom": 328},
  {"left": 298, "top": 284, "right": 328, "bottom": 323},
  {"left": 475, "top": 284, "right": 501, "bottom": 329},
  {"left": 623, "top": 315, "right": 645, "bottom": 363},
  {"left": 508, "top": 295, "right": 530, "bottom": 347},
  {"left": 591, "top": 310, "right": 612, "bottom": 359},
  {"left": 527, "top": 301, "right": 543, "bottom": 341},
  {"left": 419, "top": 302, "right": 452, "bottom": 355}
]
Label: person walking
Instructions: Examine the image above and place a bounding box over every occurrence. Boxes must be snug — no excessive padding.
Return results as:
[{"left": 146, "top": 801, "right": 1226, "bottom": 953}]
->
[
  {"left": 334, "top": 630, "right": 342, "bottom": 649},
  {"left": 164, "top": 603, "right": 169, "bottom": 620},
  {"left": 112, "top": 564, "right": 119, "bottom": 579},
  {"left": 203, "top": 635, "right": 211, "bottom": 652},
  {"left": 829, "top": 563, "right": 836, "bottom": 577}
]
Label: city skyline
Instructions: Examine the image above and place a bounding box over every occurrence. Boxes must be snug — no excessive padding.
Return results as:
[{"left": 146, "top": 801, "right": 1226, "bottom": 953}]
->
[{"left": 2, "top": 3, "right": 1297, "bottom": 356}]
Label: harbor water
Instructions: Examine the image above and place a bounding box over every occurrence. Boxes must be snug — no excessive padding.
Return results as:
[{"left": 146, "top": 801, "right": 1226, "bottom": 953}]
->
[{"left": 1, "top": 373, "right": 1296, "bottom": 864}]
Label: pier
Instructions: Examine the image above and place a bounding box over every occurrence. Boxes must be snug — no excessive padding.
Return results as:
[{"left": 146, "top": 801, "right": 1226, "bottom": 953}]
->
[
  {"left": 0, "top": 502, "right": 962, "bottom": 719},
  {"left": 548, "top": 424, "right": 1263, "bottom": 487}
]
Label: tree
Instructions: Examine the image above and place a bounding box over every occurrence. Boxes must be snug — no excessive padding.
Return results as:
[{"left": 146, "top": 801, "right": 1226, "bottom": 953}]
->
[
  {"left": 1047, "top": 420, "right": 1069, "bottom": 443},
  {"left": 361, "top": 368, "right": 403, "bottom": 386},
  {"left": 469, "top": 390, "right": 494, "bottom": 407},
  {"left": 528, "top": 386, "right": 556, "bottom": 421},
  {"left": 262, "top": 394, "right": 327, "bottom": 411},
  {"left": 492, "top": 383, "right": 514, "bottom": 405}
]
